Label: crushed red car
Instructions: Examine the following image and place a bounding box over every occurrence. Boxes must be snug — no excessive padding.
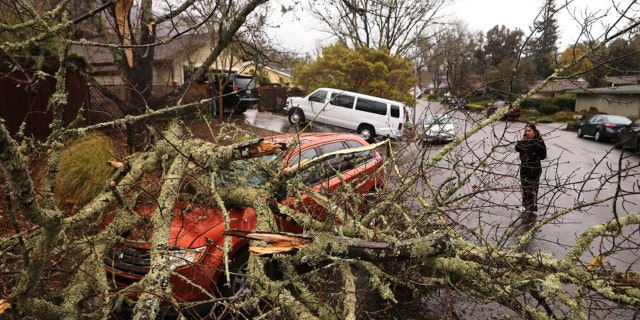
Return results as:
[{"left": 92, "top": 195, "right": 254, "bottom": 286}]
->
[{"left": 104, "top": 132, "right": 385, "bottom": 311}]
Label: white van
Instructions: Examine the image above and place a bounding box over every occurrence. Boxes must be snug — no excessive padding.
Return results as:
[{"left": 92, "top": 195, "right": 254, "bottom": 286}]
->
[{"left": 284, "top": 88, "right": 407, "bottom": 141}]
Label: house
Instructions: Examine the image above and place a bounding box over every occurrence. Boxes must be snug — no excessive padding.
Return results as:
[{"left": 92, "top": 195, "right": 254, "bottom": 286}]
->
[
  {"left": 243, "top": 62, "right": 293, "bottom": 87},
  {"left": 530, "top": 78, "right": 589, "bottom": 99},
  {"left": 70, "top": 33, "right": 249, "bottom": 86},
  {"left": 571, "top": 85, "right": 640, "bottom": 117}
]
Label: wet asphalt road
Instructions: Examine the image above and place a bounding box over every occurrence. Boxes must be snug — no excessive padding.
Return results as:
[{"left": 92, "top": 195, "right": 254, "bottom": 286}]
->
[{"left": 240, "top": 103, "right": 639, "bottom": 271}]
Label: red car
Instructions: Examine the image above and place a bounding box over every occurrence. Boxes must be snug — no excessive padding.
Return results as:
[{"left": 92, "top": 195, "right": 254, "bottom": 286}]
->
[
  {"left": 104, "top": 133, "right": 385, "bottom": 312},
  {"left": 486, "top": 100, "right": 521, "bottom": 120}
]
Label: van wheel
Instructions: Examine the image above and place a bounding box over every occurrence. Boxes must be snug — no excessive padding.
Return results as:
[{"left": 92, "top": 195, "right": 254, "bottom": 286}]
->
[
  {"left": 288, "top": 108, "right": 305, "bottom": 125},
  {"left": 358, "top": 125, "right": 375, "bottom": 142},
  {"left": 218, "top": 247, "right": 251, "bottom": 297}
]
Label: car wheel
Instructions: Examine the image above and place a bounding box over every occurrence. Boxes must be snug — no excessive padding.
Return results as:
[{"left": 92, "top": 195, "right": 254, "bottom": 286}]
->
[
  {"left": 357, "top": 124, "right": 376, "bottom": 142},
  {"left": 288, "top": 108, "right": 305, "bottom": 125},
  {"left": 577, "top": 127, "right": 584, "bottom": 138},
  {"left": 594, "top": 130, "right": 602, "bottom": 142},
  {"left": 218, "top": 247, "right": 251, "bottom": 297}
]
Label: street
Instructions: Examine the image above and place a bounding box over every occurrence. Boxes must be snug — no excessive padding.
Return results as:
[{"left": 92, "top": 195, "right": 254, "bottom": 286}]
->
[{"left": 240, "top": 101, "right": 640, "bottom": 272}]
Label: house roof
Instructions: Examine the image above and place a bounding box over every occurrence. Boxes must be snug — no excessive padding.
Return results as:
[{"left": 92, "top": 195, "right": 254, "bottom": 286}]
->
[
  {"left": 569, "top": 84, "right": 640, "bottom": 95},
  {"left": 70, "top": 33, "right": 213, "bottom": 73},
  {"left": 534, "top": 79, "right": 588, "bottom": 93},
  {"left": 606, "top": 75, "right": 640, "bottom": 86}
]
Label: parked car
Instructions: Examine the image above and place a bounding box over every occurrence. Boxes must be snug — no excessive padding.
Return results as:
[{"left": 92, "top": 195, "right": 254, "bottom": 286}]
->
[
  {"left": 285, "top": 88, "right": 408, "bottom": 142},
  {"left": 220, "top": 73, "right": 260, "bottom": 114},
  {"left": 104, "top": 133, "right": 385, "bottom": 314},
  {"left": 422, "top": 113, "right": 455, "bottom": 143},
  {"left": 578, "top": 114, "right": 632, "bottom": 142},
  {"left": 448, "top": 98, "right": 467, "bottom": 109},
  {"left": 614, "top": 119, "right": 640, "bottom": 152},
  {"left": 486, "top": 101, "right": 521, "bottom": 120}
]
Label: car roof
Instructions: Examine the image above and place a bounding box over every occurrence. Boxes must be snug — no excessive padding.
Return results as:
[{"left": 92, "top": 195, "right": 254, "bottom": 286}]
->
[
  {"left": 602, "top": 115, "right": 631, "bottom": 123},
  {"left": 265, "top": 132, "right": 370, "bottom": 147}
]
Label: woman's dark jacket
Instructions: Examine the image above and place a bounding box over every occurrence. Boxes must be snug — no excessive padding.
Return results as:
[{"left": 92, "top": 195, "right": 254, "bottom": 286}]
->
[{"left": 515, "top": 137, "right": 547, "bottom": 168}]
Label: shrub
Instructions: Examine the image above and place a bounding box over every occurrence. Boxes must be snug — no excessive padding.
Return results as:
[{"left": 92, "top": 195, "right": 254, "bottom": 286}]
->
[
  {"left": 553, "top": 93, "right": 577, "bottom": 111},
  {"left": 537, "top": 104, "right": 560, "bottom": 115},
  {"left": 55, "top": 132, "right": 117, "bottom": 211},
  {"left": 553, "top": 111, "right": 578, "bottom": 122},
  {"left": 566, "top": 120, "right": 582, "bottom": 131}
]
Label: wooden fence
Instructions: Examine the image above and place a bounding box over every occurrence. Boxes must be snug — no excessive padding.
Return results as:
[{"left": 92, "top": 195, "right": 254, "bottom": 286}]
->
[{"left": 0, "top": 59, "right": 91, "bottom": 140}]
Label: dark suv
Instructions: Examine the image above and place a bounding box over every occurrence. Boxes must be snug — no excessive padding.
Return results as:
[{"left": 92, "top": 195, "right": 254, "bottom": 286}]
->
[{"left": 221, "top": 74, "right": 260, "bottom": 114}]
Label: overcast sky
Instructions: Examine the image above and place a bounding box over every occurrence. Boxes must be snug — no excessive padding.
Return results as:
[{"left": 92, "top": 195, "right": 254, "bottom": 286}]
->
[{"left": 269, "top": 0, "right": 635, "bottom": 53}]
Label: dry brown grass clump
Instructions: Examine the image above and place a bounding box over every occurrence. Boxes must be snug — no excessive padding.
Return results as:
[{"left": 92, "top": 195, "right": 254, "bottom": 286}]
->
[{"left": 55, "top": 132, "right": 118, "bottom": 211}]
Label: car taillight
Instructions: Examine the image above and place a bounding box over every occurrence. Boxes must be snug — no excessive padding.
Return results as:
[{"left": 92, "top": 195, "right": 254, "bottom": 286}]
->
[
  {"left": 605, "top": 123, "right": 617, "bottom": 129},
  {"left": 398, "top": 123, "right": 403, "bottom": 130},
  {"left": 233, "top": 84, "right": 238, "bottom": 91}
]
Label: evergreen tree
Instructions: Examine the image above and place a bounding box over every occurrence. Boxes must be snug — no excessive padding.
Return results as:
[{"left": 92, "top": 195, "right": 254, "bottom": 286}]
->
[{"left": 530, "top": 0, "right": 559, "bottom": 78}]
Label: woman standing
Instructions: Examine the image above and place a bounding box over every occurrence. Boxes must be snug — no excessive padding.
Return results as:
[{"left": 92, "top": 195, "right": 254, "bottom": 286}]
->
[{"left": 515, "top": 123, "right": 547, "bottom": 213}]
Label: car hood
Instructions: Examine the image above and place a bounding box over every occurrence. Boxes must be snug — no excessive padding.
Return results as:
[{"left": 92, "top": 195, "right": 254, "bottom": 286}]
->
[{"left": 126, "top": 201, "right": 256, "bottom": 249}]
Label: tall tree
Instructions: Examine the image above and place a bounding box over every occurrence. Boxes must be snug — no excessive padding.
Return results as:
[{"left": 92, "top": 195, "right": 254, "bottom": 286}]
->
[
  {"left": 308, "top": 0, "right": 448, "bottom": 56},
  {"left": 529, "top": 0, "right": 559, "bottom": 78},
  {"left": 294, "top": 44, "right": 418, "bottom": 104}
]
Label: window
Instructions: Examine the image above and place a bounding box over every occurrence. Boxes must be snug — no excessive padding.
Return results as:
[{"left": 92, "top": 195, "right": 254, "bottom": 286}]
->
[
  {"left": 309, "top": 90, "right": 328, "bottom": 103},
  {"left": 329, "top": 93, "right": 355, "bottom": 108},
  {"left": 390, "top": 105, "right": 400, "bottom": 118},
  {"left": 287, "top": 148, "right": 318, "bottom": 168},
  {"left": 355, "top": 98, "right": 387, "bottom": 116}
]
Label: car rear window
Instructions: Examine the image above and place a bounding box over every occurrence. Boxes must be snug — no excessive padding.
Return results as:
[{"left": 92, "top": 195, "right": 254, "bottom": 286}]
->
[
  {"left": 390, "top": 105, "right": 400, "bottom": 118},
  {"left": 233, "top": 76, "right": 256, "bottom": 89}
]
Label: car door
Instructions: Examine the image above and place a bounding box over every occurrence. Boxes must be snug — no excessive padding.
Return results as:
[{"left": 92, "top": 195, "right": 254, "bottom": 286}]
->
[
  {"left": 307, "top": 89, "right": 330, "bottom": 121},
  {"left": 585, "top": 115, "right": 602, "bottom": 136},
  {"left": 277, "top": 139, "right": 380, "bottom": 232}
]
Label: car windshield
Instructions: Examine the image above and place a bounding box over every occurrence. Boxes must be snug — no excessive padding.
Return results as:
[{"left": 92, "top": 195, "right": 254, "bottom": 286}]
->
[
  {"left": 424, "top": 115, "right": 451, "bottom": 125},
  {"left": 215, "top": 159, "right": 270, "bottom": 188}
]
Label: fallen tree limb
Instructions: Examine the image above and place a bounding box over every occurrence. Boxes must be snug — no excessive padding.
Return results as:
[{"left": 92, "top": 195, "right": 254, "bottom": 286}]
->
[{"left": 224, "top": 230, "right": 454, "bottom": 261}]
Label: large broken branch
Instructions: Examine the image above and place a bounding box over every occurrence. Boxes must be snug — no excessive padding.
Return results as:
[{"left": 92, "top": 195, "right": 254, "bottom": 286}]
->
[{"left": 224, "top": 230, "right": 454, "bottom": 261}]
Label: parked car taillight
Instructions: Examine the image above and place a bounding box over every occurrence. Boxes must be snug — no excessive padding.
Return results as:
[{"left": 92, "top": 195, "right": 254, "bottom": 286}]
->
[
  {"left": 233, "top": 84, "right": 238, "bottom": 92},
  {"left": 605, "top": 123, "right": 617, "bottom": 129}
]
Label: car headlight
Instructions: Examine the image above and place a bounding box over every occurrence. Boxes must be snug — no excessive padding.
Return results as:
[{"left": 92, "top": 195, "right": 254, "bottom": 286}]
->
[{"left": 168, "top": 246, "right": 206, "bottom": 270}]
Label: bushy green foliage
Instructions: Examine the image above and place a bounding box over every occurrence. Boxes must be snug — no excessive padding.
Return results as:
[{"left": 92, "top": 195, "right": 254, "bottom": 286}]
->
[
  {"left": 293, "top": 44, "right": 418, "bottom": 105},
  {"left": 553, "top": 111, "right": 578, "bottom": 122},
  {"left": 552, "top": 93, "right": 576, "bottom": 111},
  {"left": 55, "top": 132, "right": 117, "bottom": 210},
  {"left": 537, "top": 104, "right": 560, "bottom": 115}
]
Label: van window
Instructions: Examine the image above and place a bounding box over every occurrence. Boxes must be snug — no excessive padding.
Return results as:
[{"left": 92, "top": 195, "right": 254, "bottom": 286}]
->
[
  {"left": 355, "top": 98, "right": 387, "bottom": 116},
  {"left": 390, "top": 105, "right": 401, "bottom": 118},
  {"left": 309, "top": 90, "right": 328, "bottom": 103},
  {"left": 330, "top": 93, "right": 355, "bottom": 108}
]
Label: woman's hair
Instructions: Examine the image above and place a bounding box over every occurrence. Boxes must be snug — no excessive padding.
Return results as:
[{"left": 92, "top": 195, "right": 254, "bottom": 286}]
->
[{"left": 525, "top": 122, "right": 540, "bottom": 138}]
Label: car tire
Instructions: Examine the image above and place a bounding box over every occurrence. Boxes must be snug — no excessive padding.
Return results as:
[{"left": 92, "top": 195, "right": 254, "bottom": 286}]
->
[
  {"left": 594, "top": 130, "right": 602, "bottom": 142},
  {"left": 357, "top": 124, "right": 376, "bottom": 143},
  {"left": 288, "top": 108, "right": 305, "bottom": 125},
  {"left": 577, "top": 127, "right": 584, "bottom": 138},
  {"left": 218, "top": 247, "right": 251, "bottom": 297}
]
